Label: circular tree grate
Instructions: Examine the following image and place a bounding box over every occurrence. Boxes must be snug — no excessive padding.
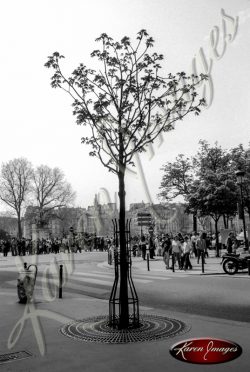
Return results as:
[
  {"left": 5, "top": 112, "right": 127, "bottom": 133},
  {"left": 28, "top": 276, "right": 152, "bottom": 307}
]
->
[{"left": 60, "top": 314, "right": 190, "bottom": 344}]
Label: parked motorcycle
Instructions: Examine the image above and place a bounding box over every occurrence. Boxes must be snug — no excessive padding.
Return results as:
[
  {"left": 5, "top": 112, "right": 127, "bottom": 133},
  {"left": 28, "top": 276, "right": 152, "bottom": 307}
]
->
[{"left": 221, "top": 253, "right": 250, "bottom": 275}]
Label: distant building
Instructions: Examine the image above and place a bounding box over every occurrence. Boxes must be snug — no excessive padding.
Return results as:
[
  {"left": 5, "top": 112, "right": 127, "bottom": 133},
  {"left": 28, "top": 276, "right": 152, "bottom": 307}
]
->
[
  {"left": 23, "top": 206, "right": 84, "bottom": 239},
  {"left": 21, "top": 197, "right": 250, "bottom": 240},
  {"left": 77, "top": 195, "right": 119, "bottom": 236},
  {"left": 127, "top": 202, "right": 193, "bottom": 236}
]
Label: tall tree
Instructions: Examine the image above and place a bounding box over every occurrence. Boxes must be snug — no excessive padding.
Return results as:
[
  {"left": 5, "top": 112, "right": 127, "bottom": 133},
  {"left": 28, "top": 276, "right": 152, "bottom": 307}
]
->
[
  {"left": 32, "top": 165, "right": 75, "bottom": 225},
  {"left": 230, "top": 144, "right": 250, "bottom": 219},
  {"left": 188, "top": 141, "right": 238, "bottom": 255},
  {"left": 187, "top": 179, "right": 238, "bottom": 256},
  {"left": 0, "top": 158, "right": 33, "bottom": 238},
  {"left": 158, "top": 154, "right": 197, "bottom": 230},
  {"left": 159, "top": 154, "right": 194, "bottom": 200},
  {"left": 45, "top": 29, "right": 206, "bottom": 328},
  {"left": 194, "top": 140, "right": 232, "bottom": 181}
]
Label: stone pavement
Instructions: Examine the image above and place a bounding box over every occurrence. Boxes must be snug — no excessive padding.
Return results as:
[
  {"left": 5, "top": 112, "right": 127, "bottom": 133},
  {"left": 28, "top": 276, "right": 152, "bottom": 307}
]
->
[{"left": 0, "top": 252, "right": 249, "bottom": 371}]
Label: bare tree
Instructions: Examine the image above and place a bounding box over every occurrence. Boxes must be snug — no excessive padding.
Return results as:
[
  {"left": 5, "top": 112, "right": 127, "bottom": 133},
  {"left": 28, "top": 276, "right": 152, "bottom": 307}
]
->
[
  {"left": 0, "top": 158, "right": 33, "bottom": 238},
  {"left": 32, "top": 165, "right": 76, "bottom": 225},
  {"left": 45, "top": 29, "right": 206, "bottom": 328}
]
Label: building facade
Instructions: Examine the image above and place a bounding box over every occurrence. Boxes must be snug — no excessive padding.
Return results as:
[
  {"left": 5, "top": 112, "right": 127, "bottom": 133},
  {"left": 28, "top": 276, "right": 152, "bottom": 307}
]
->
[{"left": 21, "top": 198, "right": 250, "bottom": 240}]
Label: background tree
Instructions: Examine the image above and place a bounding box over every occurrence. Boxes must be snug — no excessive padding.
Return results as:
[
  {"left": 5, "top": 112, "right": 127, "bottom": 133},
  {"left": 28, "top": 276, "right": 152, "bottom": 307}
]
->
[
  {"left": 0, "top": 158, "right": 33, "bottom": 238},
  {"left": 159, "top": 154, "right": 194, "bottom": 200},
  {"left": 230, "top": 144, "right": 250, "bottom": 219},
  {"left": 158, "top": 154, "right": 197, "bottom": 230},
  {"left": 45, "top": 29, "right": 206, "bottom": 328},
  {"left": 187, "top": 179, "right": 238, "bottom": 256},
  {"left": 32, "top": 165, "right": 75, "bottom": 226},
  {"left": 159, "top": 141, "right": 240, "bottom": 242},
  {"left": 187, "top": 141, "right": 238, "bottom": 256},
  {"left": 194, "top": 140, "right": 237, "bottom": 225}
]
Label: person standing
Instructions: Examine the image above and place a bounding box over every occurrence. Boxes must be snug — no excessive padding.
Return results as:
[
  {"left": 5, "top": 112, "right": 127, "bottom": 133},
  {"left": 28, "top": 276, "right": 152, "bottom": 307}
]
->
[
  {"left": 154, "top": 236, "right": 161, "bottom": 256},
  {"left": 196, "top": 232, "right": 207, "bottom": 264},
  {"left": 172, "top": 236, "right": 182, "bottom": 269},
  {"left": 148, "top": 235, "right": 155, "bottom": 259},
  {"left": 17, "top": 239, "right": 22, "bottom": 256},
  {"left": 191, "top": 232, "right": 198, "bottom": 257},
  {"left": 27, "top": 239, "right": 32, "bottom": 255},
  {"left": 182, "top": 236, "right": 193, "bottom": 270},
  {"left": 11, "top": 238, "right": 17, "bottom": 256},
  {"left": 100, "top": 237, "right": 105, "bottom": 252},
  {"left": 226, "top": 232, "right": 234, "bottom": 254},
  {"left": 3, "top": 240, "right": 10, "bottom": 257},
  {"left": 162, "top": 234, "right": 172, "bottom": 269},
  {"left": 21, "top": 238, "right": 26, "bottom": 256},
  {"left": 139, "top": 235, "right": 147, "bottom": 260}
]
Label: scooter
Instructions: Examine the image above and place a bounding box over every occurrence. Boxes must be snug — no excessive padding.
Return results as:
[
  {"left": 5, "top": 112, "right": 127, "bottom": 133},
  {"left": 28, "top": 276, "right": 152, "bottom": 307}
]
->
[{"left": 221, "top": 252, "right": 250, "bottom": 275}]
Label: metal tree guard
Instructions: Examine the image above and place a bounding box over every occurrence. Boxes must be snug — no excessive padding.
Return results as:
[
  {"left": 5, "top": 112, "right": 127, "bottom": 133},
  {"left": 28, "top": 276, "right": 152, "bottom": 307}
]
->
[{"left": 109, "top": 219, "right": 140, "bottom": 329}]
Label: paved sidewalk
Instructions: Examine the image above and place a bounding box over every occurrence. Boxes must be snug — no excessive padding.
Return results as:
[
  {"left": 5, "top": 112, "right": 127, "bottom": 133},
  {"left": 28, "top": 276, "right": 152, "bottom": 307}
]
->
[
  {"left": 101, "top": 250, "right": 250, "bottom": 278},
  {"left": 0, "top": 252, "right": 250, "bottom": 371},
  {"left": 0, "top": 286, "right": 249, "bottom": 372}
]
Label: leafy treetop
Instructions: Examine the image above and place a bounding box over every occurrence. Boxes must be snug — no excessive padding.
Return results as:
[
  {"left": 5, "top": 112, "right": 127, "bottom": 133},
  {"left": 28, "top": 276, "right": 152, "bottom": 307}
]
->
[{"left": 45, "top": 30, "right": 206, "bottom": 174}]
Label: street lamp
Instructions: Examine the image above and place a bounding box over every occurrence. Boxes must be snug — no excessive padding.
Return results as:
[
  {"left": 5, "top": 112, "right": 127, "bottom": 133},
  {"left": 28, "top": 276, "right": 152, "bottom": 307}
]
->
[{"left": 235, "top": 169, "right": 249, "bottom": 251}]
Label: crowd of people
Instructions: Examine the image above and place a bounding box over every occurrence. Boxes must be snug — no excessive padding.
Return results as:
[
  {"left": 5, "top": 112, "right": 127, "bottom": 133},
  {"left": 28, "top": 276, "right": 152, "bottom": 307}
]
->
[
  {"left": 130, "top": 231, "right": 240, "bottom": 271},
  {"left": 0, "top": 234, "right": 112, "bottom": 257},
  {"left": 0, "top": 231, "right": 240, "bottom": 269}
]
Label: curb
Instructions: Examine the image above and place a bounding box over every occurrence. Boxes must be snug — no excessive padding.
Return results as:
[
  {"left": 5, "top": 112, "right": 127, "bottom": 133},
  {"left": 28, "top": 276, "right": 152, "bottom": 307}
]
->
[{"left": 98, "top": 261, "right": 250, "bottom": 278}]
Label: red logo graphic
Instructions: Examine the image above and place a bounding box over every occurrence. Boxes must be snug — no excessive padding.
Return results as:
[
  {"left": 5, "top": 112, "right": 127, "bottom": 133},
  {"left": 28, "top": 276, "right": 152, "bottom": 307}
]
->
[{"left": 170, "top": 338, "right": 242, "bottom": 364}]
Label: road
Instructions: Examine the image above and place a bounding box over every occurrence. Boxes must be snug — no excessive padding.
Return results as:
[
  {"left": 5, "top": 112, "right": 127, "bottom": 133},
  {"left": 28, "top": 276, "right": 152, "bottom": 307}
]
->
[{"left": 1, "top": 251, "right": 249, "bottom": 323}]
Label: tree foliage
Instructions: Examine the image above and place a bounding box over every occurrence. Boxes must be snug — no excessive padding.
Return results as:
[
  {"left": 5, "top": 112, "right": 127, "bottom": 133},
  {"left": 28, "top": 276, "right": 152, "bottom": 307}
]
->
[
  {"left": 159, "top": 141, "right": 240, "bottom": 226},
  {"left": 0, "top": 159, "right": 76, "bottom": 235},
  {"left": 187, "top": 179, "right": 238, "bottom": 222},
  {"left": 159, "top": 140, "right": 246, "bottom": 255},
  {"left": 45, "top": 29, "right": 206, "bottom": 174},
  {"left": 0, "top": 158, "right": 33, "bottom": 238},
  {"left": 230, "top": 144, "right": 250, "bottom": 216},
  {"left": 159, "top": 154, "right": 193, "bottom": 201},
  {"left": 194, "top": 140, "right": 232, "bottom": 182},
  {"left": 32, "top": 165, "right": 76, "bottom": 225},
  {"left": 190, "top": 140, "right": 238, "bottom": 219}
]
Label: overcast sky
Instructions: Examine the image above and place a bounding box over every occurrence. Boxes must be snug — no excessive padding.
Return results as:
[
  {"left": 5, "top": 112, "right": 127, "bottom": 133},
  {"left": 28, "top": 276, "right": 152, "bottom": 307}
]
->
[{"left": 0, "top": 0, "right": 249, "bottom": 212}]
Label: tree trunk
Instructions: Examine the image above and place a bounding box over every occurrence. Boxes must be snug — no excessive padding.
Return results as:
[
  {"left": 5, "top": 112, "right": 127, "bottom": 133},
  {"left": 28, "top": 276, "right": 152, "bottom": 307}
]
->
[
  {"left": 17, "top": 211, "right": 22, "bottom": 239},
  {"left": 118, "top": 169, "right": 129, "bottom": 328},
  {"left": 193, "top": 212, "right": 197, "bottom": 233},
  {"left": 39, "top": 208, "right": 43, "bottom": 225},
  {"left": 118, "top": 131, "right": 129, "bottom": 329},
  {"left": 223, "top": 214, "right": 227, "bottom": 229},
  {"left": 223, "top": 214, "right": 228, "bottom": 229},
  {"left": 214, "top": 218, "right": 220, "bottom": 257}
]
